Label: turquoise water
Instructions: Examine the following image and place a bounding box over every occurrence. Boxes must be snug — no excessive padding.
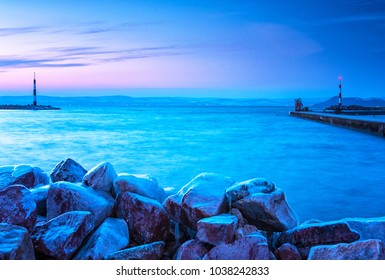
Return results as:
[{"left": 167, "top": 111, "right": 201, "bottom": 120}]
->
[{"left": 1, "top": 103, "right": 384, "bottom": 222}]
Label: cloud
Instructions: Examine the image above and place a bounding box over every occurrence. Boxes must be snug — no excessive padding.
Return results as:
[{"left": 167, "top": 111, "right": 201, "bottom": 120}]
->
[
  {"left": 315, "top": 13, "right": 385, "bottom": 25},
  {"left": 0, "top": 26, "right": 44, "bottom": 36},
  {"left": 0, "top": 57, "right": 90, "bottom": 68}
]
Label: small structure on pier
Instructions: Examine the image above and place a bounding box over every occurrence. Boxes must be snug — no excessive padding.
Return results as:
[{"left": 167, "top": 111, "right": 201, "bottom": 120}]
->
[
  {"left": 33, "top": 72, "right": 37, "bottom": 106},
  {"left": 294, "top": 98, "right": 308, "bottom": 112}
]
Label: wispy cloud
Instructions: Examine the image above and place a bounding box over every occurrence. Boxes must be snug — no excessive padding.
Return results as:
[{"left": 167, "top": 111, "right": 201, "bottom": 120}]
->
[{"left": 0, "top": 26, "right": 44, "bottom": 36}]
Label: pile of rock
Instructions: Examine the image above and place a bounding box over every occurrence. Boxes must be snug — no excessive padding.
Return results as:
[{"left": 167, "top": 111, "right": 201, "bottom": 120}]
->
[{"left": 1, "top": 159, "right": 384, "bottom": 260}]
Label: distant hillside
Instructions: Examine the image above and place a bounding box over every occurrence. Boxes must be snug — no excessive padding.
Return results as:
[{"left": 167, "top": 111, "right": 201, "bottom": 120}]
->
[{"left": 311, "top": 96, "right": 385, "bottom": 108}]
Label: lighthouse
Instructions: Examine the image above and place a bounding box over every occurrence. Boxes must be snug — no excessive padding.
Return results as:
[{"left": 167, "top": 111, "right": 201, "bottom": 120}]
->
[
  {"left": 33, "top": 72, "right": 37, "bottom": 106},
  {"left": 338, "top": 76, "right": 342, "bottom": 109}
]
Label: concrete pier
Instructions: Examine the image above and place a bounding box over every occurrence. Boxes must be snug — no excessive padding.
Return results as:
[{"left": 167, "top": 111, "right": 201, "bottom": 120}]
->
[{"left": 290, "top": 111, "right": 385, "bottom": 137}]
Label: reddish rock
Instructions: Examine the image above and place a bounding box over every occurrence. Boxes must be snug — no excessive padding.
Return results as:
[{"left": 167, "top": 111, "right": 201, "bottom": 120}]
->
[
  {"left": 0, "top": 223, "right": 35, "bottom": 260},
  {"left": 226, "top": 178, "right": 276, "bottom": 203},
  {"left": 308, "top": 239, "right": 385, "bottom": 260},
  {"left": 277, "top": 221, "right": 360, "bottom": 248},
  {"left": 274, "top": 243, "right": 302, "bottom": 260},
  {"left": 116, "top": 192, "right": 170, "bottom": 244},
  {"left": 30, "top": 185, "right": 50, "bottom": 216},
  {"left": 46, "top": 181, "right": 115, "bottom": 228},
  {"left": 0, "top": 165, "right": 47, "bottom": 189},
  {"left": 203, "top": 233, "right": 270, "bottom": 260},
  {"left": 83, "top": 161, "right": 117, "bottom": 192},
  {"left": 73, "top": 218, "right": 129, "bottom": 260},
  {"left": 113, "top": 173, "right": 165, "bottom": 202},
  {"left": 230, "top": 208, "right": 248, "bottom": 227},
  {"left": 174, "top": 239, "right": 211, "bottom": 260},
  {"left": 0, "top": 184, "right": 37, "bottom": 232},
  {"left": 31, "top": 211, "right": 94, "bottom": 260},
  {"left": 233, "top": 189, "right": 298, "bottom": 232},
  {"left": 197, "top": 214, "right": 238, "bottom": 246},
  {"left": 235, "top": 224, "right": 259, "bottom": 239},
  {"left": 164, "top": 173, "right": 234, "bottom": 230},
  {"left": 104, "top": 241, "right": 165, "bottom": 260},
  {"left": 50, "top": 158, "right": 87, "bottom": 183}
]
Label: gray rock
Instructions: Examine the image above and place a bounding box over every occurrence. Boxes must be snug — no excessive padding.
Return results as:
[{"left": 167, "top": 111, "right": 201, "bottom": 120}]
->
[
  {"left": 0, "top": 165, "right": 46, "bottom": 189},
  {"left": 30, "top": 185, "right": 50, "bottom": 216},
  {"left": 174, "top": 239, "right": 211, "bottom": 260},
  {"left": 233, "top": 189, "right": 298, "bottom": 232},
  {"left": 0, "top": 184, "right": 37, "bottom": 232},
  {"left": 0, "top": 223, "right": 35, "bottom": 260},
  {"left": 341, "top": 217, "right": 385, "bottom": 243},
  {"left": 164, "top": 173, "right": 234, "bottom": 230},
  {"left": 116, "top": 192, "right": 170, "bottom": 244},
  {"left": 83, "top": 162, "right": 117, "bottom": 192},
  {"left": 226, "top": 178, "right": 276, "bottom": 203},
  {"left": 235, "top": 224, "right": 259, "bottom": 240},
  {"left": 73, "top": 218, "right": 129, "bottom": 260},
  {"left": 197, "top": 214, "right": 238, "bottom": 246},
  {"left": 46, "top": 181, "right": 115, "bottom": 228},
  {"left": 31, "top": 211, "right": 94, "bottom": 260},
  {"left": 104, "top": 241, "right": 165, "bottom": 260},
  {"left": 308, "top": 239, "right": 385, "bottom": 260},
  {"left": 50, "top": 158, "right": 87, "bottom": 183}
]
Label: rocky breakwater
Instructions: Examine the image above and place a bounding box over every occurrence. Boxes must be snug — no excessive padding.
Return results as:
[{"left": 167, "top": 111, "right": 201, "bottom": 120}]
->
[{"left": 0, "top": 159, "right": 385, "bottom": 260}]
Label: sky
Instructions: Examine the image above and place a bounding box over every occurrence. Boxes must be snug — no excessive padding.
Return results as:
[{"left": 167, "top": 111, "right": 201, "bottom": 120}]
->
[{"left": 0, "top": 0, "right": 385, "bottom": 98}]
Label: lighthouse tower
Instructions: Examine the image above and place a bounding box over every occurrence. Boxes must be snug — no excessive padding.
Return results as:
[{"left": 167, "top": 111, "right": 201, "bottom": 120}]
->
[
  {"left": 338, "top": 76, "right": 342, "bottom": 109},
  {"left": 33, "top": 72, "right": 37, "bottom": 106}
]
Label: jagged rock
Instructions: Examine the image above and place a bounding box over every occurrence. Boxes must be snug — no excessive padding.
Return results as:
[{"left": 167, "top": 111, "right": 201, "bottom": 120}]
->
[
  {"left": 104, "top": 241, "right": 165, "bottom": 260},
  {"left": 116, "top": 192, "right": 170, "bottom": 244},
  {"left": 82, "top": 162, "right": 117, "bottom": 192},
  {"left": 0, "top": 165, "right": 48, "bottom": 189},
  {"left": 174, "top": 239, "right": 211, "bottom": 260},
  {"left": 308, "top": 239, "right": 385, "bottom": 260},
  {"left": 203, "top": 233, "right": 270, "bottom": 260},
  {"left": 341, "top": 217, "right": 385, "bottom": 243},
  {"left": 50, "top": 158, "right": 87, "bottom": 183},
  {"left": 73, "top": 218, "right": 129, "bottom": 260},
  {"left": 277, "top": 221, "right": 360, "bottom": 248},
  {"left": 164, "top": 173, "right": 234, "bottom": 230},
  {"left": 233, "top": 189, "right": 298, "bottom": 232},
  {"left": 0, "top": 223, "right": 35, "bottom": 260},
  {"left": 197, "top": 214, "right": 238, "bottom": 246},
  {"left": 0, "top": 184, "right": 37, "bottom": 232},
  {"left": 113, "top": 173, "right": 165, "bottom": 202},
  {"left": 46, "top": 181, "right": 115, "bottom": 228},
  {"left": 226, "top": 178, "right": 276, "bottom": 203},
  {"left": 235, "top": 224, "right": 259, "bottom": 239},
  {"left": 230, "top": 208, "right": 248, "bottom": 227},
  {"left": 30, "top": 185, "right": 50, "bottom": 216},
  {"left": 31, "top": 211, "right": 94, "bottom": 260},
  {"left": 274, "top": 243, "right": 302, "bottom": 260}
]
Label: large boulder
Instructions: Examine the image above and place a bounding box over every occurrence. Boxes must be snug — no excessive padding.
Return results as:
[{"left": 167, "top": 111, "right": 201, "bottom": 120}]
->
[
  {"left": 73, "top": 218, "right": 129, "bottom": 260},
  {"left": 226, "top": 178, "right": 276, "bottom": 203},
  {"left": 203, "top": 233, "right": 270, "bottom": 260},
  {"left": 31, "top": 211, "right": 94, "bottom": 260},
  {"left": 30, "top": 185, "right": 50, "bottom": 216},
  {"left": 0, "top": 223, "right": 35, "bottom": 260},
  {"left": 197, "top": 214, "right": 238, "bottom": 246},
  {"left": 82, "top": 162, "right": 117, "bottom": 193},
  {"left": 104, "top": 241, "right": 165, "bottom": 260},
  {"left": 233, "top": 189, "right": 298, "bottom": 232},
  {"left": 0, "top": 184, "right": 37, "bottom": 232},
  {"left": 113, "top": 173, "right": 165, "bottom": 202},
  {"left": 0, "top": 165, "right": 49, "bottom": 189},
  {"left": 308, "top": 239, "right": 385, "bottom": 260},
  {"left": 164, "top": 173, "right": 234, "bottom": 230},
  {"left": 174, "top": 239, "right": 211, "bottom": 260},
  {"left": 50, "top": 158, "right": 87, "bottom": 183},
  {"left": 46, "top": 181, "right": 115, "bottom": 228},
  {"left": 116, "top": 192, "right": 170, "bottom": 244},
  {"left": 341, "top": 217, "right": 385, "bottom": 243},
  {"left": 277, "top": 221, "right": 360, "bottom": 248}
]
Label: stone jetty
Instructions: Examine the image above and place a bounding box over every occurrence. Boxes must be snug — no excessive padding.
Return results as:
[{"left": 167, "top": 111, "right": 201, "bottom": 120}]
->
[{"left": 1, "top": 159, "right": 384, "bottom": 260}]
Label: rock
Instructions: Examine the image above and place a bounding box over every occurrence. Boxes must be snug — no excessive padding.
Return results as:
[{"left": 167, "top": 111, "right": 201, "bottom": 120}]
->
[
  {"left": 341, "top": 217, "right": 385, "bottom": 243},
  {"left": 274, "top": 243, "right": 302, "bottom": 260},
  {"left": 0, "top": 184, "right": 37, "bottom": 232},
  {"left": 0, "top": 165, "right": 47, "bottom": 189},
  {"left": 233, "top": 189, "right": 298, "bottom": 232},
  {"left": 174, "top": 239, "right": 211, "bottom": 260},
  {"left": 33, "top": 167, "right": 50, "bottom": 187},
  {"left": 203, "top": 233, "right": 270, "bottom": 260},
  {"left": 73, "top": 218, "right": 129, "bottom": 260},
  {"left": 113, "top": 173, "right": 165, "bottom": 202},
  {"left": 235, "top": 224, "right": 259, "bottom": 240},
  {"left": 30, "top": 185, "right": 50, "bottom": 216},
  {"left": 116, "top": 192, "right": 170, "bottom": 244},
  {"left": 0, "top": 223, "right": 35, "bottom": 260},
  {"left": 82, "top": 162, "right": 117, "bottom": 192},
  {"left": 226, "top": 178, "right": 276, "bottom": 203},
  {"left": 230, "top": 208, "right": 248, "bottom": 227},
  {"left": 104, "top": 241, "right": 165, "bottom": 260},
  {"left": 31, "top": 211, "right": 94, "bottom": 260},
  {"left": 308, "top": 239, "right": 385, "bottom": 260},
  {"left": 164, "top": 173, "right": 234, "bottom": 230},
  {"left": 197, "top": 214, "right": 238, "bottom": 246},
  {"left": 50, "top": 158, "right": 87, "bottom": 183},
  {"left": 277, "top": 221, "right": 360, "bottom": 248},
  {"left": 46, "top": 181, "right": 115, "bottom": 228}
]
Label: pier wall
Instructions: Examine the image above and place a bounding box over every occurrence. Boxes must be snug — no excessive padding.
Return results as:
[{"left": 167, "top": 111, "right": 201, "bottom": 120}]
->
[{"left": 290, "top": 111, "right": 385, "bottom": 137}]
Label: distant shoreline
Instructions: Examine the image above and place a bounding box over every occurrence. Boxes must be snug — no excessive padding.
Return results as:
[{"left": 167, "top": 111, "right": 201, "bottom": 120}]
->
[{"left": 0, "top": 104, "right": 60, "bottom": 110}]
